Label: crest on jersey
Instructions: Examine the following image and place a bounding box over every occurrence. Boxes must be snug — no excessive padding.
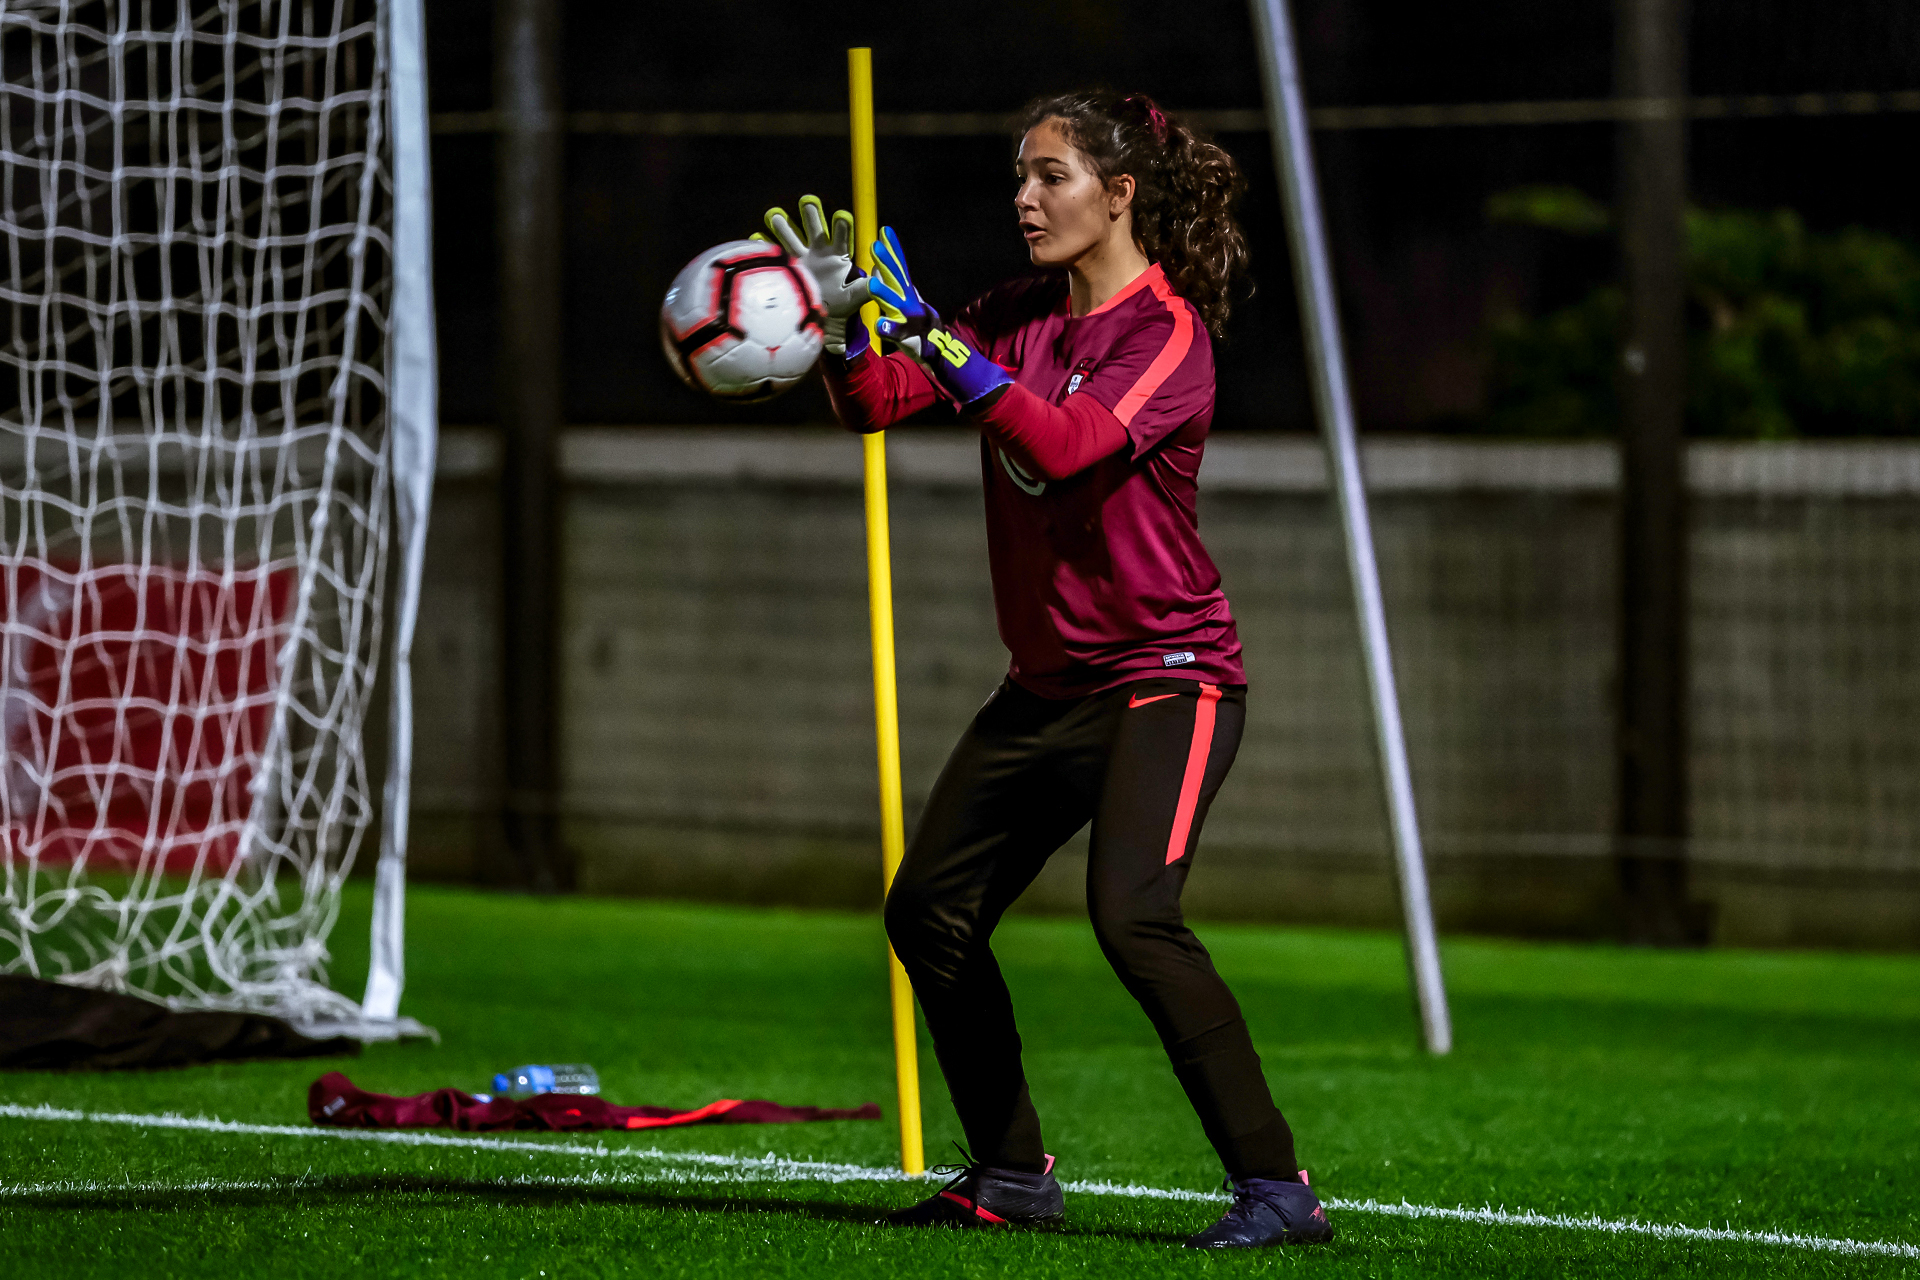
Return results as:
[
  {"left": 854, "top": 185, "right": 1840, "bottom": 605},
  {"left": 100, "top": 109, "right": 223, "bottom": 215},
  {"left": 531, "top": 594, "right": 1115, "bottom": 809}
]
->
[{"left": 1066, "top": 357, "right": 1096, "bottom": 397}]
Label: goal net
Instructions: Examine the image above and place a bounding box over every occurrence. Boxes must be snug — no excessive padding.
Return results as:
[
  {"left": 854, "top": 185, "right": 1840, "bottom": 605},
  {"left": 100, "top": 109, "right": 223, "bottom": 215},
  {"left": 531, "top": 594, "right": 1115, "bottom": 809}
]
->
[{"left": 0, "top": 0, "right": 436, "bottom": 1036}]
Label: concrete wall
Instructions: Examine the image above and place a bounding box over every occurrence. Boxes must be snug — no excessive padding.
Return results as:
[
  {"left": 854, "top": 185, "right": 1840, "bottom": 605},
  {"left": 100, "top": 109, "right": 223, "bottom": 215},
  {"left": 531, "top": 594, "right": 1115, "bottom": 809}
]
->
[{"left": 407, "top": 431, "right": 1920, "bottom": 949}]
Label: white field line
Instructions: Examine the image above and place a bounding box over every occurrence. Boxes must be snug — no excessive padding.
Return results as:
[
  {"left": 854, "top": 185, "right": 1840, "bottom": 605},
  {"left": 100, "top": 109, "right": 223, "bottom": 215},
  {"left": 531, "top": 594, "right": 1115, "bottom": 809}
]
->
[
  {"left": 0, "top": 1103, "right": 890, "bottom": 1184},
  {"left": 2, "top": 1102, "right": 1914, "bottom": 1260},
  {"left": 1328, "top": 1198, "right": 1919, "bottom": 1260}
]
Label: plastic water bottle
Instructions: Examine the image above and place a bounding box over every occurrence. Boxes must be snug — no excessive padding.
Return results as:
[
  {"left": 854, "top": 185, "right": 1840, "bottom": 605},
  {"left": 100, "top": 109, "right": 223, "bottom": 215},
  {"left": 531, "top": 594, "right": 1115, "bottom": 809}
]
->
[{"left": 493, "top": 1064, "right": 600, "bottom": 1099}]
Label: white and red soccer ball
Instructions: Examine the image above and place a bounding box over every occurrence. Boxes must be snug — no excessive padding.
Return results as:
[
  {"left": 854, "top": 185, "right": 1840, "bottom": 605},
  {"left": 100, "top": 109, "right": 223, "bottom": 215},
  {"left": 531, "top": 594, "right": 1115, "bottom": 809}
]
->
[{"left": 660, "top": 240, "right": 826, "bottom": 402}]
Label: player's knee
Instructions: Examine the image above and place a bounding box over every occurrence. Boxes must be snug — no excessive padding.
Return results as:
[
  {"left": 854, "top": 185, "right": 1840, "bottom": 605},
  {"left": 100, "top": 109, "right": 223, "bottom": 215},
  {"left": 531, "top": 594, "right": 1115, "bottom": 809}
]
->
[
  {"left": 1088, "top": 898, "right": 1151, "bottom": 975},
  {"left": 886, "top": 878, "right": 986, "bottom": 987},
  {"left": 883, "top": 878, "right": 945, "bottom": 958},
  {"left": 1089, "top": 893, "right": 1184, "bottom": 983}
]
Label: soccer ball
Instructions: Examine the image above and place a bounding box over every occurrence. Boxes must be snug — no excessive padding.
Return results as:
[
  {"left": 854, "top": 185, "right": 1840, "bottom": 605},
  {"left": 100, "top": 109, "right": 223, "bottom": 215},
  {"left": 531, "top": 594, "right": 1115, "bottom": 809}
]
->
[{"left": 660, "top": 240, "right": 826, "bottom": 402}]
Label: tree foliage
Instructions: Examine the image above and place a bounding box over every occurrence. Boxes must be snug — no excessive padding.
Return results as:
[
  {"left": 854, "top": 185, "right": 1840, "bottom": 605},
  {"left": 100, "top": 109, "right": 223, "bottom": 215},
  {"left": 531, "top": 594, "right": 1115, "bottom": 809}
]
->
[{"left": 1485, "top": 188, "right": 1920, "bottom": 437}]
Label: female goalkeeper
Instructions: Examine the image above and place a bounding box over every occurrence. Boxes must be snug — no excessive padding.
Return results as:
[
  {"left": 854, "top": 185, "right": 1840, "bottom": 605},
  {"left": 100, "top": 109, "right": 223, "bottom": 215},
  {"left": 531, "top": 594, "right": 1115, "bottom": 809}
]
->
[{"left": 765, "top": 91, "right": 1330, "bottom": 1250}]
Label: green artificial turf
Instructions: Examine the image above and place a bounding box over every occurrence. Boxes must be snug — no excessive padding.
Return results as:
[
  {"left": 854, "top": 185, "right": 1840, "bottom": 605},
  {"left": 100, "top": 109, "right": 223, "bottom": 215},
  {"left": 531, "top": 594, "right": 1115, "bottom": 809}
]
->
[{"left": 2, "top": 883, "right": 1917, "bottom": 1278}]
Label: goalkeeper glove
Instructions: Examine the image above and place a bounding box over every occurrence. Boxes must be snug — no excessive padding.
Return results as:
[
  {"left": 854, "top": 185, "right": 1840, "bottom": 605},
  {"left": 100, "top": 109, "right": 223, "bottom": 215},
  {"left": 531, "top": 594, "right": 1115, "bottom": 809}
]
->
[
  {"left": 868, "top": 226, "right": 1011, "bottom": 407},
  {"left": 761, "top": 195, "right": 870, "bottom": 355}
]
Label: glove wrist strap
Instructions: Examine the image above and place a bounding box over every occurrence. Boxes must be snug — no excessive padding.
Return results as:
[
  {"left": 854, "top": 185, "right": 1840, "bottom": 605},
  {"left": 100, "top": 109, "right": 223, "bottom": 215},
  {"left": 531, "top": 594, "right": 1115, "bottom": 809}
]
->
[{"left": 840, "top": 317, "right": 871, "bottom": 360}]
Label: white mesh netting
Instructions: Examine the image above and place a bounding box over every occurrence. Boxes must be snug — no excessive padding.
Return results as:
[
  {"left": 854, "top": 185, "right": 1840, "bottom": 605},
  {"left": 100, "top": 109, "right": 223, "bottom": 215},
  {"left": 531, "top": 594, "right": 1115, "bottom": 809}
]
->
[{"left": 1, "top": 0, "right": 420, "bottom": 1030}]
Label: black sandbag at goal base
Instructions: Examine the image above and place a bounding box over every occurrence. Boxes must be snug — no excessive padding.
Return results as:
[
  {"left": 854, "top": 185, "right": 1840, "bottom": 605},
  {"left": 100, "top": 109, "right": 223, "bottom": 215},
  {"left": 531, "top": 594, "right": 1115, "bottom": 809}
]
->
[{"left": 0, "top": 975, "right": 359, "bottom": 1070}]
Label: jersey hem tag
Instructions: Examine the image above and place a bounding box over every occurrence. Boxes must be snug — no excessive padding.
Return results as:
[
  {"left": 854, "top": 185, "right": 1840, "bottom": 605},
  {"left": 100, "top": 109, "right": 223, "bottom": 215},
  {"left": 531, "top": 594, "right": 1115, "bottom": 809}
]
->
[{"left": 1162, "top": 651, "right": 1196, "bottom": 667}]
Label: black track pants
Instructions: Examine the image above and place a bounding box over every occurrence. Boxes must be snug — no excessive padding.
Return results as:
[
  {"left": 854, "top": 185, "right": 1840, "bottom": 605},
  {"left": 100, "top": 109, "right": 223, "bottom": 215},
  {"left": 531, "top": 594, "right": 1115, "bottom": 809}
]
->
[{"left": 883, "top": 676, "right": 1298, "bottom": 1180}]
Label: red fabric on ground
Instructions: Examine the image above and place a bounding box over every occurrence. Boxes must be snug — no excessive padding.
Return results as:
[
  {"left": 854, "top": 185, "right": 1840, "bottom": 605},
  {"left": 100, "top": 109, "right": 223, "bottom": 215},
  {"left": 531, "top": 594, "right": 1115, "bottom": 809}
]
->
[{"left": 307, "top": 1072, "right": 881, "bottom": 1132}]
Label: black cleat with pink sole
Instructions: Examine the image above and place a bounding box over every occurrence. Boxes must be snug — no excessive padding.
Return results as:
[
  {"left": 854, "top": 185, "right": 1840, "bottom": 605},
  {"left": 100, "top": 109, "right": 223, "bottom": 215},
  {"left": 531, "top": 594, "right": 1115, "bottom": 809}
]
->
[
  {"left": 1185, "top": 1172, "right": 1335, "bottom": 1248},
  {"left": 886, "top": 1153, "right": 1065, "bottom": 1228}
]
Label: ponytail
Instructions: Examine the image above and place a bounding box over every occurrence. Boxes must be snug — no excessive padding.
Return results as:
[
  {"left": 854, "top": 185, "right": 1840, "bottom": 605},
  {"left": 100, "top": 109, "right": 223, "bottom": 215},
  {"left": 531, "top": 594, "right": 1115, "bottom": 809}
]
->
[{"left": 1015, "top": 91, "right": 1249, "bottom": 338}]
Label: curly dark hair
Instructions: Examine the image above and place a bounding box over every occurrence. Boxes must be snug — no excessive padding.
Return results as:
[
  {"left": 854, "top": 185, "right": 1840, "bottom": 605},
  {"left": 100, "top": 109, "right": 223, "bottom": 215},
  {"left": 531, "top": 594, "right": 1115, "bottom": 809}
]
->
[{"left": 1015, "top": 90, "right": 1249, "bottom": 338}]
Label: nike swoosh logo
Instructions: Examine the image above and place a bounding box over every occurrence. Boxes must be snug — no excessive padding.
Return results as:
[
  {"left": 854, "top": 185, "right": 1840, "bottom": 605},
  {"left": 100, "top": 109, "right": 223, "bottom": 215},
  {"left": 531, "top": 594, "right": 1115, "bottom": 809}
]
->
[
  {"left": 997, "top": 447, "right": 1047, "bottom": 496},
  {"left": 1128, "top": 692, "right": 1179, "bottom": 708}
]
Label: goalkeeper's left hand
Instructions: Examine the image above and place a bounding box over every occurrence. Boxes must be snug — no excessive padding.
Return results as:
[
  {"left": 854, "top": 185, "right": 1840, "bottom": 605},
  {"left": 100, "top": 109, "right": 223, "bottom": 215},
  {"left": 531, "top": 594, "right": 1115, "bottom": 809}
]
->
[
  {"left": 869, "top": 226, "right": 1012, "bottom": 407},
  {"left": 761, "top": 195, "right": 870, "bottom": 355}
]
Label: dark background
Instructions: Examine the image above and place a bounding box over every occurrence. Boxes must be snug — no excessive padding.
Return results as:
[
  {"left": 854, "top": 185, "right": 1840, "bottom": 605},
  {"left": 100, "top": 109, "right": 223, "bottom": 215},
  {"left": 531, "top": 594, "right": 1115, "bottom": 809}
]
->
[{"left": 424, "top": 0, "right": 1920, "bottom": 431}]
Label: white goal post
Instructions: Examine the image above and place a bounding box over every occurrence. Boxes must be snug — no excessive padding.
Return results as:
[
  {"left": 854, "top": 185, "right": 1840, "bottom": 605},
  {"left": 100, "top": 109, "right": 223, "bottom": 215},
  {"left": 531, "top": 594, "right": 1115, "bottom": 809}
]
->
[{"left": 0, "top": 0, "right": 436, "bottom": 1039}]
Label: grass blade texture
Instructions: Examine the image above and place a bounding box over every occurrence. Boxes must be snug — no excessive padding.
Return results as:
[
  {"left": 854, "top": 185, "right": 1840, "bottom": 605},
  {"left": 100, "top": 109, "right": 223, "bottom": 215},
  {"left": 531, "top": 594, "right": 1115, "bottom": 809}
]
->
[{"left": 2, "top": 884, "right": 1915, "bottom": 1278}]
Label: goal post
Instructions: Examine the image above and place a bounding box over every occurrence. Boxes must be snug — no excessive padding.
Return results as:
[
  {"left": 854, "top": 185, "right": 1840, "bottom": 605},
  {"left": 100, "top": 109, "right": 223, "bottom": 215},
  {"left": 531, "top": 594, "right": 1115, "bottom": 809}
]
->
[
  {"left": 1249, "top": 0, "right": 1453, "bottom": 1054},
  {"left": 363, "top": 0, "right": 436, "bottom": 1025},
  {"left": 0, "top": 0, "right": 434, "bottom": 1039}
]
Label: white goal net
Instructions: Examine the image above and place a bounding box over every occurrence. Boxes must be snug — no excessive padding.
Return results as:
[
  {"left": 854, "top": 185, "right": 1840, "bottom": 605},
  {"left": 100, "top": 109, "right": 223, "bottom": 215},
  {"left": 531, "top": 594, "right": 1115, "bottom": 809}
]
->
[{"left": 0, "top": 0, "right": 435, "bottom": 1036}]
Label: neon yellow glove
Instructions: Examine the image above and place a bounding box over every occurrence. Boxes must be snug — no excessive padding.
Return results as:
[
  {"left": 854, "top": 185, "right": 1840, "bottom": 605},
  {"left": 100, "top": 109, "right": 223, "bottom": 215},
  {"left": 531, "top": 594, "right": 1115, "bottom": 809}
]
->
[{"left": 760, "top": 195, "right": 872, "bottom": 355}]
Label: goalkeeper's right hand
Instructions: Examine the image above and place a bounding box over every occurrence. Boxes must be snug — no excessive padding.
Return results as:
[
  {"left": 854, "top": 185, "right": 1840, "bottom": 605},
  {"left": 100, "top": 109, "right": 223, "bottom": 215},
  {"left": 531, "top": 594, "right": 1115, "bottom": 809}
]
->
[
  {"left": 870, "top": 225, "right": 1011, "bottom": 408},
  {"left": 762, "top": 195, "right": 871, "bottom": 356}
]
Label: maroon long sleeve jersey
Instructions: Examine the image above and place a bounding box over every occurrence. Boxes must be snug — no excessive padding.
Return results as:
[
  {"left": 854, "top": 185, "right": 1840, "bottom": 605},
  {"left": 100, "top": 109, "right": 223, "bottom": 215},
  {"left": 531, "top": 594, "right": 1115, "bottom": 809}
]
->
[{"left": 823, "top": 263, "right": 1245, "bottom": 699}]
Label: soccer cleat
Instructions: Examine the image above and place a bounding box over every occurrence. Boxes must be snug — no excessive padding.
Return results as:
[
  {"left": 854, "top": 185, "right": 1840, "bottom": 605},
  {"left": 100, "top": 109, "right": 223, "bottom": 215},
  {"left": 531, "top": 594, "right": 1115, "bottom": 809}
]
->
[
  {"left": 1184, "top": 1171, "right": 1334, "bottom": 1248},
  {"left": 886, "top": 1151, "right": 1065, "bottom": 1227}
]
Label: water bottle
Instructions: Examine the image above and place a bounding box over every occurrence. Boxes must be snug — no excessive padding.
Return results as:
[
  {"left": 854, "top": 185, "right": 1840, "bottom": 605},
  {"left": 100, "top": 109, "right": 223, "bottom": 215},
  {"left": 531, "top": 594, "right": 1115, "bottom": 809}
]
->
[{"left": 492, "top": 1064, "right": 600, "bottom": 1099}]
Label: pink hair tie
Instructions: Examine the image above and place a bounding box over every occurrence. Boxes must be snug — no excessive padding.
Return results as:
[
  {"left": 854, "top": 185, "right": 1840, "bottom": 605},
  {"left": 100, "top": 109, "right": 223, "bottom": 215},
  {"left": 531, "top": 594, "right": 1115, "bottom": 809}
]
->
[{"left": 1128, "top": 95, "right": 1169, "bottom": 143}]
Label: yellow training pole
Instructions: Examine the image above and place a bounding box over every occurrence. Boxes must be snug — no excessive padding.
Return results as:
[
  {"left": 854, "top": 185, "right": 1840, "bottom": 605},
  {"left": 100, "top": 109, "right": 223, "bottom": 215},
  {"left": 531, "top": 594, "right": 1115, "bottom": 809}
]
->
[{"left": 849, "top": 45, "right": 925, "bottom": 1178}]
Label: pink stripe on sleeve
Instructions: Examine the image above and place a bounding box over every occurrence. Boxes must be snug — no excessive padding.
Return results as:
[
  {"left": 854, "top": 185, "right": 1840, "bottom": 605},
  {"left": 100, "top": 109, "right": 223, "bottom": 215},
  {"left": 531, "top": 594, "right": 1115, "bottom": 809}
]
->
[{"left": 1110, "top": 272, "right": 1195, "bottom": 429}]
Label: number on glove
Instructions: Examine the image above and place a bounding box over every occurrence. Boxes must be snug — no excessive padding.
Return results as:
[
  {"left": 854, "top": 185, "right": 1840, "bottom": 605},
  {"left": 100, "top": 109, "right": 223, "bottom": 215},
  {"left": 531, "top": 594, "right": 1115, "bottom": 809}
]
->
[{"left": 929, "top": 330, "right": 972, "bottom": 368}]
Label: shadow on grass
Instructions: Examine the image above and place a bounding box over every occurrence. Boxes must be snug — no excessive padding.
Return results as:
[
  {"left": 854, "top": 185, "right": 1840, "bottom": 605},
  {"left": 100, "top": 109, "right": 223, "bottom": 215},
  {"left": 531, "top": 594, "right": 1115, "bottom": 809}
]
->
[{"left": 1, "top": 1174, "right": 1197, "bottom": 1244}]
